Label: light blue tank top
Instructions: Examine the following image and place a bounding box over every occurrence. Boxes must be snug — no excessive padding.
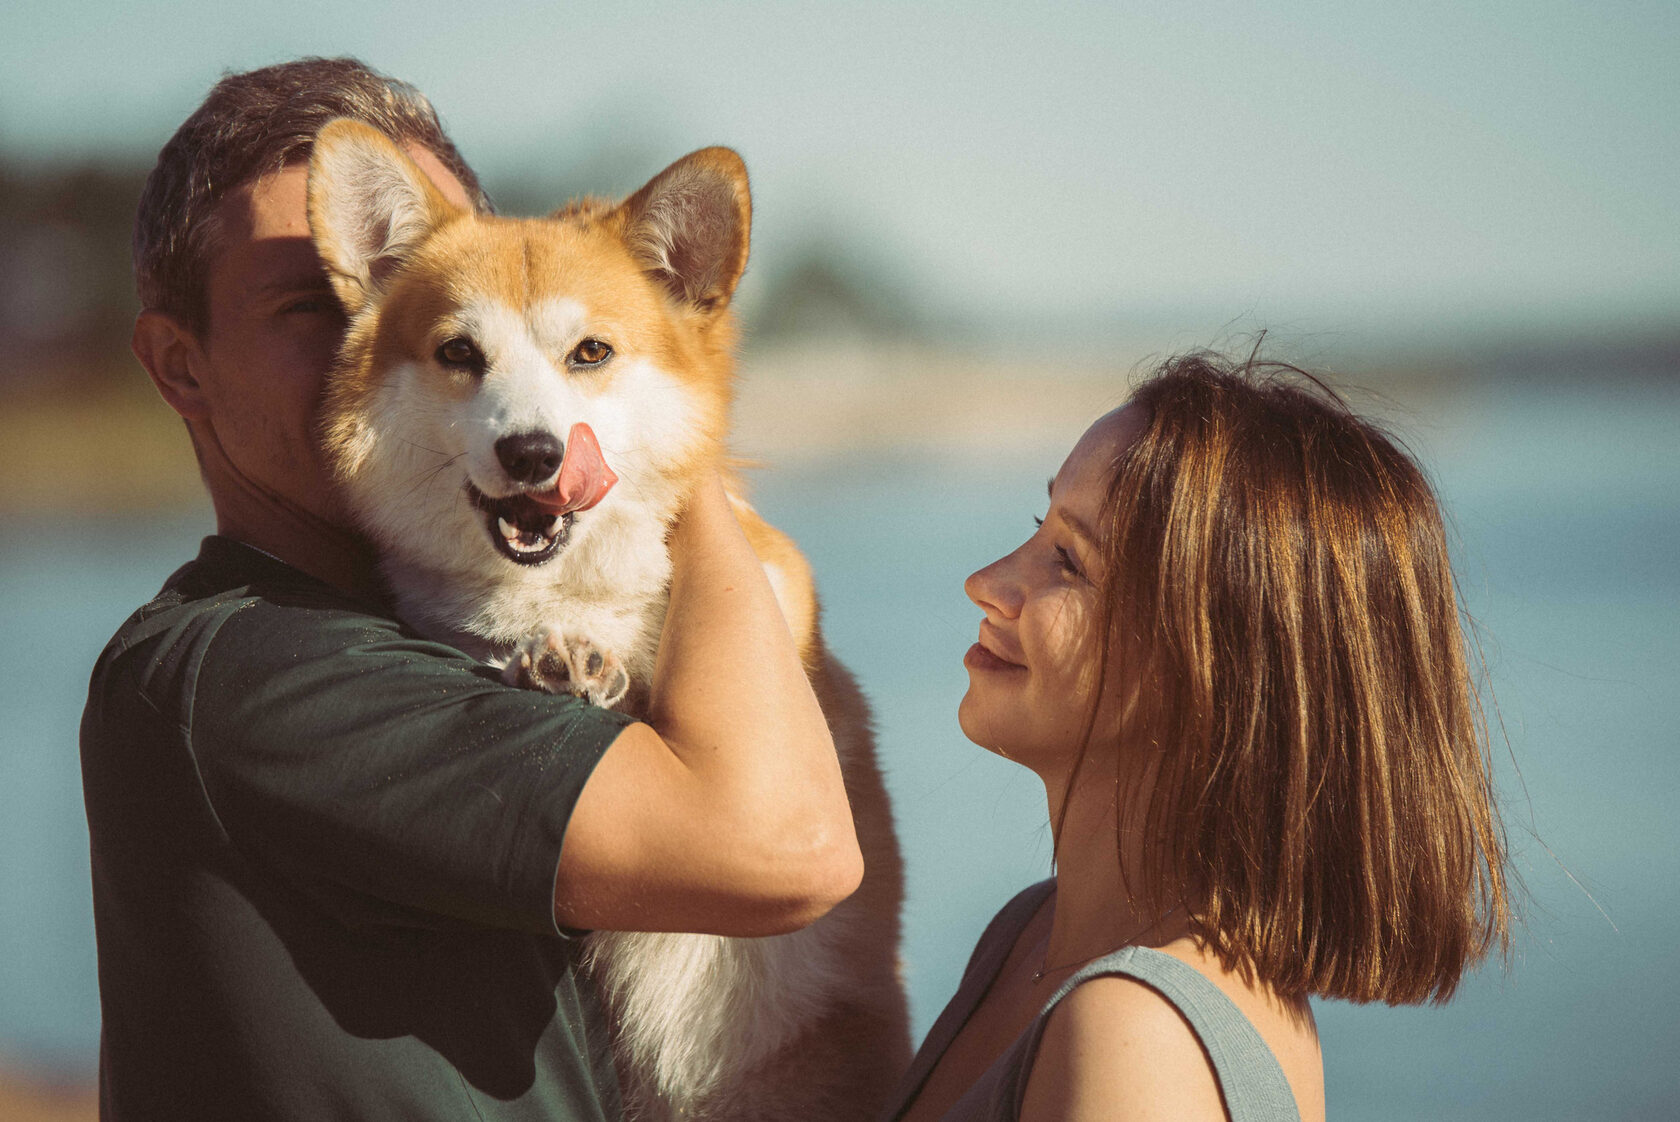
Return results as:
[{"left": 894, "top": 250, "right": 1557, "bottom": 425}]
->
[{"left": 881, "top": 881, "right": 1301, "bottom": 1121}]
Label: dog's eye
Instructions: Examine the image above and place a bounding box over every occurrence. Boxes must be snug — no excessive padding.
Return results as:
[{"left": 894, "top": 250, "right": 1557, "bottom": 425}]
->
[
  {"left": 570, "top": 338, "right": 613, "bottom": 367},
  {"left": 436, "top": 337, "right": 483, "bottom": 371}
]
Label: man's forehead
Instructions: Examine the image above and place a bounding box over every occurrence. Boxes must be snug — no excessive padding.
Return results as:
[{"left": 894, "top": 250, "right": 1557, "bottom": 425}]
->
[
  {"left": 219, "top": 162, "right": 312, "bottom": 241},
  {"left": 217, "top": 139, "right": 474, "bottom": 235},
  {"left": 206, "top": 139, "right": 476, "bottom": 303},
  {"left": 404, "top": 143, "right": 475, "bottom": 211}
]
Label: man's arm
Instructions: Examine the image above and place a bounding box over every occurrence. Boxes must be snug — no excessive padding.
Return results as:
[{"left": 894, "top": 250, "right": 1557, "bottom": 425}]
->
[{"left": 553, "top": 472, "right": 863, "bottom": 936}]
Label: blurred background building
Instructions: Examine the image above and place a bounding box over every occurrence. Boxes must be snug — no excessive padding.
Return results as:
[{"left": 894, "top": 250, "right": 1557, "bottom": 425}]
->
[{"left": 2, "top": 3, "right": 1676, "bottom": 1119}]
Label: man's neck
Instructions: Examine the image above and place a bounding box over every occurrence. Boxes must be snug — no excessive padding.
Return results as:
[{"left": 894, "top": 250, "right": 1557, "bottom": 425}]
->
[
  {"left": 191, "top": 420, "right": 383, "bottom": 600},
  {"left": 216, "top": 503, "right": 382, "bottom": 601}
]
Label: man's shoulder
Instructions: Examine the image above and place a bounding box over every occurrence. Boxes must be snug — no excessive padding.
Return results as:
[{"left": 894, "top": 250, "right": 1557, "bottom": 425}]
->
[
  {"left": 88, "top": 536, "right": 433, "bottom": 731},
  {"left": 165, "top": 534, "right": 390, "bottom": 622},
  {"left": 102, "top": 536, "right": 393, "bottom": 664}
]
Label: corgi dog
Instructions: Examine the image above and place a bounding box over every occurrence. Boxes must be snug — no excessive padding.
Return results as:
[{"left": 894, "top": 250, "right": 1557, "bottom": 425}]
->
[{"left": 305, "top": 119, "right": 909, "bottom": 1120}]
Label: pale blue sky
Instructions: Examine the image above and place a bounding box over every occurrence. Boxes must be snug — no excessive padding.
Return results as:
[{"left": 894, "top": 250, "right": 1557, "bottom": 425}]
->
[{"left": 3, "top": 1, "right": 1675, "bottom": 337}]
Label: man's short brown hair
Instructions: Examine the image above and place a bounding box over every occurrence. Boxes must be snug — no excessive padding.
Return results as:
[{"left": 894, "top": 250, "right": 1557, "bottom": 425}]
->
[{"left": 133, "top": 56, "right": 490, "bottom": 334}]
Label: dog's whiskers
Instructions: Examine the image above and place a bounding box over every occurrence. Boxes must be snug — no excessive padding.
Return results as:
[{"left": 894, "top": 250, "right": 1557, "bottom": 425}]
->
[
  {"left": 400, "top": 453, "right": 466, "bottom": 504},
  {"left": 400, "top": 439, "right": 456, "bottom": 461},
  {"left": 594, "top": 443, "right": 669, "bottom": 502}
]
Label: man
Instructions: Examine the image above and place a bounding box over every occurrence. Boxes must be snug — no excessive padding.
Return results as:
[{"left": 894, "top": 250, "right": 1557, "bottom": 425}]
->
[{"left": 86, "top": 57, "right": 860, "bottom": 1120}]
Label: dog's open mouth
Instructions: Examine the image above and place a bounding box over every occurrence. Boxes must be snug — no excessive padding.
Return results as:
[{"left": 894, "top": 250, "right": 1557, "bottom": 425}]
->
[
  {"left": 468, "top": 485, "right": 572, "bottom": 566},
  {"left": 462, "top": 424, "right": 617, "bottom": 567}
]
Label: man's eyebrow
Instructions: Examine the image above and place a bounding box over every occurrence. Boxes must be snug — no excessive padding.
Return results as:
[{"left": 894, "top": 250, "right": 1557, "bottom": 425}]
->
[
  {"left": 257, "top": 272, "right": 334, "bottom": 296},
  {"left": 1045, "top": 477, "right": 1099, "bottom": 548}
]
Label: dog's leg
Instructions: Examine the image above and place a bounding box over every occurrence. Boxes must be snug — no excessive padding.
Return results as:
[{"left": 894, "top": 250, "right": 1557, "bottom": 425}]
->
[{"left": 505, "top": 625, "right": 632, "bottom": 709}]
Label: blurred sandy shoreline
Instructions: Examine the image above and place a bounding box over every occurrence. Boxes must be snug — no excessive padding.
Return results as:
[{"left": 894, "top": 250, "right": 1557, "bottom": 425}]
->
[
  {"left": 0, "top": 1068, "right": 97, "bottom": 1122},
  {"left": 4, "top": 342, "right": 1470, "bottom": 518},
  {"left": 733, "top": 344, "right": 1134, "bottom": 466}
]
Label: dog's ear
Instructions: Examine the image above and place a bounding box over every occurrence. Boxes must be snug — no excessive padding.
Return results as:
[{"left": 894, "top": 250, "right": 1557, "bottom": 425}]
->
[
  {"left": 307, "top": 119, "right": 462, "bottom": 315},
  {"left": 619, "top": 147, "right": 751, "bottom": 314}
]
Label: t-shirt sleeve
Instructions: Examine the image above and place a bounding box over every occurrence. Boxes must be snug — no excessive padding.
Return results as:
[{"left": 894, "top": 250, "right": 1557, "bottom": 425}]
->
[{"left": 182, "top": 593, "right": 634, "bottom": 937}]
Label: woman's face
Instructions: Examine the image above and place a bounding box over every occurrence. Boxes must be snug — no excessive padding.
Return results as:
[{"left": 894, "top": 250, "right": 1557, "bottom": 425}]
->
[{"left": 959, "top": 405, "right": 1146, "bottom": 772}]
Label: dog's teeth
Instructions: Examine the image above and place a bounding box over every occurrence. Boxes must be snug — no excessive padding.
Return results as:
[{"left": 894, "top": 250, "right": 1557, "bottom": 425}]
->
[
  {"left": 546, "top": 514, "right": 564, "bottom": 536},
  {"left": 498, "top": 516, "right": 519, "bottom": 541}
]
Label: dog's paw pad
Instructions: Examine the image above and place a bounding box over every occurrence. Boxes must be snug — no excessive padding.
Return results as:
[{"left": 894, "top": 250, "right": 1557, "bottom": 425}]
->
[
  {"left": 504, "top": 628, "right": 575, "bottom": 694},
  {"left": 505, "top": 628, "right": 629, "bottom": 710},
  {"left": 569, "top": 637, "right": 629, "bottom": 709}
]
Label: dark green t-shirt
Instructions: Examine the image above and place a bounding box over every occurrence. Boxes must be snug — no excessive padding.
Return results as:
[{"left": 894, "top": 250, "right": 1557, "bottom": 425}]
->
[{"left": 80, "top": 536, "right": 634, "bottom": 1120}]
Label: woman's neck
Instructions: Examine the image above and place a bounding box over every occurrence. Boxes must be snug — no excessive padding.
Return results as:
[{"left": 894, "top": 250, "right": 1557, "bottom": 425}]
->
[{"left": 1039, "top": 754, "right": 1190, "bottom": 975}]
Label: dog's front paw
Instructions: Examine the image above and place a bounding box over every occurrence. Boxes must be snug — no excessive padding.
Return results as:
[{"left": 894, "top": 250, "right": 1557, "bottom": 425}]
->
[{"left": 504, "top": 626, "right": 631, "bottom": 710}]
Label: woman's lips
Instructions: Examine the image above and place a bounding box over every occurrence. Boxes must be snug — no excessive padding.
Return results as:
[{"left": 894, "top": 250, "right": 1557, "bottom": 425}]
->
[{"left": 965, "top": 642, "right": 1025, "bottom": 672}]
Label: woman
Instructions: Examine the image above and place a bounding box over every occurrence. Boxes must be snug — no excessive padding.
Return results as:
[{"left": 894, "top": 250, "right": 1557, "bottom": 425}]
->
[{"left": 884, "top": 353, "right": 1511, "bottom": 1121}]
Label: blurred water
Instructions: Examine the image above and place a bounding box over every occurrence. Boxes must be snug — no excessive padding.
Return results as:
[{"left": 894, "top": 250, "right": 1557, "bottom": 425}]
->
[
  {"left": 2, "top": 376, "right": 1677, "bottom": 1117},
  {"left": 0, "top": 506, "right": 211, "bottom": 1072}
]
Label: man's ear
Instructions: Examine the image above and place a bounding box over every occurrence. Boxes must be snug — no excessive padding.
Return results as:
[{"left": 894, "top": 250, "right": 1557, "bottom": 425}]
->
[
  {"left": 132, "top": 310, "right": 209, "bottom": 421},
  {"left": 307, "top": 118, "right": 462, "bottom": 317},
  {"left": 618, "top": 147, "right": 752, "bottom": 314}
]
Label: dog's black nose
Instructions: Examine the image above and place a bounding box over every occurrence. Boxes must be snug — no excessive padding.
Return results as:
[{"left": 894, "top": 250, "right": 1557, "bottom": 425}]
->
[{"left": 495, "top": 432, "right": 564, "bottom": 485}]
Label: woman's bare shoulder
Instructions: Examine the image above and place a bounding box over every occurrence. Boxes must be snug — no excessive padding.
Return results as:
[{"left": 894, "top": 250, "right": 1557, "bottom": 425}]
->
[
  {"left": 1020, "top": 974, "right": 1228, "bottom": 1121},
  {"left": 1161, "top": 944, "right": 1324, "bottom": 1122},
  {"left": 1019, "top": 948, "right": 1324, "bottom": 1122}
]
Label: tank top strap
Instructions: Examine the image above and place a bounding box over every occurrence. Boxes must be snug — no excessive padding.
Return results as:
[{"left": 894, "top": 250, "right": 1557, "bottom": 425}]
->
[
  {"left": 1040, "top": 946, "right": 1301, "bottom": 1122},
  {"left": 879, "top": 881, "right": 1058, "bottom": 1122}
]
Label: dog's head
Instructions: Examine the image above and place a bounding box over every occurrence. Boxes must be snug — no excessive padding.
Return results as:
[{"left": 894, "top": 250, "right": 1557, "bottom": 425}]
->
[{"left": 308, "top": 119, "right": 745, "bottom": 583}]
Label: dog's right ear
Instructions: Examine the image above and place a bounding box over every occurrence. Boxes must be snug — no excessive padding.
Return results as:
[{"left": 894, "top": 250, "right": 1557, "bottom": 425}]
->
[
  {"left": 307, "top": 119, "right": 462, "bottom": 316},
  {"left": 619, "top": 147, "right": 751, "bottom": 315}
]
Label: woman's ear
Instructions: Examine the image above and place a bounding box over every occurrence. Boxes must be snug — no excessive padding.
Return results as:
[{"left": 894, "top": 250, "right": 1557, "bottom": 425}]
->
[{"left": 131, "top": 309, "right": 209, "bottom": 421}]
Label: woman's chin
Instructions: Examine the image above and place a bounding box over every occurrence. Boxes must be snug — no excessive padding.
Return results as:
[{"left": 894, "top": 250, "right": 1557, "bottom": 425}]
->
[
  {"left": 955, "top": 691, "right": 990, "bottom": 748},
  {"left": 960, "top": 694, "right": 1098, "bottom": 780},
  {"left": 957, "top": 694, "right": 1019, "bottom": 761}
]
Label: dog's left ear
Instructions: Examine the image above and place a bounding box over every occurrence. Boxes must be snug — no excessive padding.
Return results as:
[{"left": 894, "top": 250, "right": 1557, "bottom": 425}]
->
[
  {"left": 308, "top": 118, "right": 463, "bottom": 316},
  {"left": 619, "top": 147, "right": 751, "bottom": 314}
]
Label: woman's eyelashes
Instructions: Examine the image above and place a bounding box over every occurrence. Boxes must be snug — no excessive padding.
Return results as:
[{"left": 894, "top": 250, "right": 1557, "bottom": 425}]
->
[{"left": 1034, "top": 515, "right": 1085, "bottom": 579}]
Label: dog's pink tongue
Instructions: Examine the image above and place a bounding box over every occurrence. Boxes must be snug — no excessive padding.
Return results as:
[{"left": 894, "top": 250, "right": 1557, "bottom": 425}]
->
[{"left": 531, "top": 422, "right": 616, "bottom": 514}]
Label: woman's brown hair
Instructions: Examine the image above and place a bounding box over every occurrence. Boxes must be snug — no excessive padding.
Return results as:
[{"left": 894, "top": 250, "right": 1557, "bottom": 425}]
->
[{"left": 1082, "top": 351, "right": 1510, "bottom": 1005}]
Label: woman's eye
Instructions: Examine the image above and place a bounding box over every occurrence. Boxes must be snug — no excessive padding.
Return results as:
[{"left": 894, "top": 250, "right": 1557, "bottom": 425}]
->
[
  {"left": 1034, "top": 514, "right": 1081, "bottom": 577},
  {"left": 436, "top": 336, "right": 483, "bottom": 370},
  {"left": 1034, "top": 515, "right": 1082, "bottom": 576},
  {"left": 570, "top": 338, "right": 613, "bottom": 366}
]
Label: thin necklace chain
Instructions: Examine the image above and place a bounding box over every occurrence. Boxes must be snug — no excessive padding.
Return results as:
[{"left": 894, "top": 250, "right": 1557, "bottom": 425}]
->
[{"left": 1031, "top": 905, "right": 1182, "bottom": 984}]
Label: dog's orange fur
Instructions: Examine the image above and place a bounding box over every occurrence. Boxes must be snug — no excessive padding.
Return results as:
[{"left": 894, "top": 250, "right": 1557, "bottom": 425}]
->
[{"left": 309, "top": 120, "right": 909, "bottom": 1121}]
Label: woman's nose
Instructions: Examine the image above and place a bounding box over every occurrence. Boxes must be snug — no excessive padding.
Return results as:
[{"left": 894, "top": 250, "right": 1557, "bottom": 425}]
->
[{"left": 965, "top": 554, "right": 1021, "bottom": 619}]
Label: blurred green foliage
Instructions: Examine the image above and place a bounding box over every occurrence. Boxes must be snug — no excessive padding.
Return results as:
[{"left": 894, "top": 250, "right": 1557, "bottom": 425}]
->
[
  {"left": 3, "top": 152, "right": 1672, "bottom": 410},
  {"left": 1, "top": 159, "right": 148, "bottom": 392},
  {"left": 0, "top": 153, "right": 928, "bottom": 403}
]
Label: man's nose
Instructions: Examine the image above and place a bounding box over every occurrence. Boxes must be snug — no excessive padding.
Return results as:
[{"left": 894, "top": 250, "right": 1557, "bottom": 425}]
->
[{"left": 495, "top": 431, "right": 563, "bottom": 485}]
